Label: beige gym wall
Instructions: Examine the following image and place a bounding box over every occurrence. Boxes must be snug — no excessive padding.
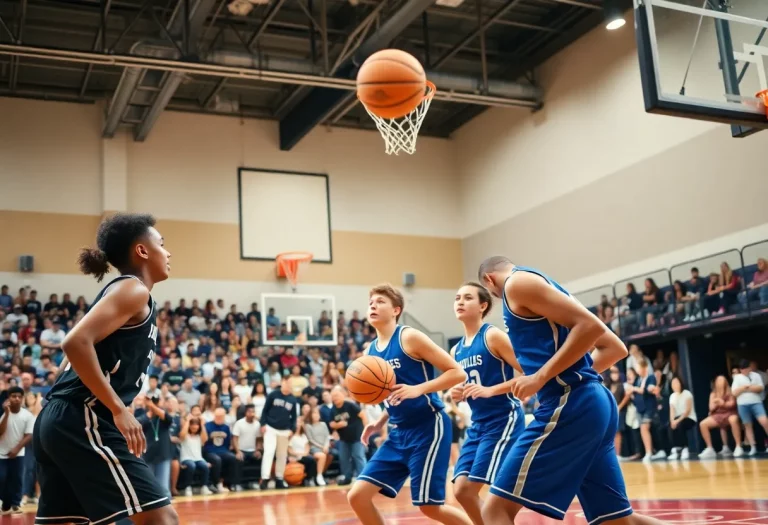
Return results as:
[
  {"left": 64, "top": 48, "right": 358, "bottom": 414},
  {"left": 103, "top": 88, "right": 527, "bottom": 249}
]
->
[{"left": 456, "top": 11, "right": 768, "bottom": 287}]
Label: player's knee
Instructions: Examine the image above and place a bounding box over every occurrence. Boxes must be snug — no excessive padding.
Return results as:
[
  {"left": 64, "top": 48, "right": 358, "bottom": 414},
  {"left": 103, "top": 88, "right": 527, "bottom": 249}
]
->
[
  {"left": 143, "top": 505, "right": 179, "bottom": 525},
  {"left": 418, "top": 505, "right": 442, "bottom": 519},
  {"left": 481, "top": 494, "right": 519, "bottom": 522},
  {"left": 453, "top": 479, "right": 477, "bottom": 503},
  {"left": 347, "top": 481, "right": 369, "bottom": 509}
]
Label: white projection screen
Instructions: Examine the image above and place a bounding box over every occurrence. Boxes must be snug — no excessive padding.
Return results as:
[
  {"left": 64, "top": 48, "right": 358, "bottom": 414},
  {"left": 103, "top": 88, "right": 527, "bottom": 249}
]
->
[{"left": 238, "top": 168, "right": 332, "bottom": 262}]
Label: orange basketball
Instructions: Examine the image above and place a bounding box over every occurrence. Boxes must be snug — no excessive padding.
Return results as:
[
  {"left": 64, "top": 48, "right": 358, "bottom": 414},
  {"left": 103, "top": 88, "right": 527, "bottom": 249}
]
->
[
  {"left": 345, "top": 355, "right": 396, "bottom": 405},
  {"left": 356, "top": 49, "right": 427, "bottom": 119},
  {"left": 284, "top": 461, "right": 306, "bottom": 486}
]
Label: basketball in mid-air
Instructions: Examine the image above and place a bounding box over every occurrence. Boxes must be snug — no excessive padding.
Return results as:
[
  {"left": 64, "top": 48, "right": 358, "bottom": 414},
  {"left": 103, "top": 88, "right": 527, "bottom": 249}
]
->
[
  {"left": 356, "top": 49, "right": 427, "bottom": 120},
  {"left": 345, "top": 355, "right": 396, "bottom": 405}
]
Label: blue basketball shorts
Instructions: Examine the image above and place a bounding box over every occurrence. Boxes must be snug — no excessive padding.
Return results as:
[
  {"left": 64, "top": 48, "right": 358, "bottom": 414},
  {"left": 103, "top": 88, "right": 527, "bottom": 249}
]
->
[
  {"left": 490, "top": 381, "right": 633, "bottom": 525},
  {"left": 358, "top": 410, "right": 451, "bottom": 506},
  {"left": 453, "top": 404, "right": 525, "bottom": 485}
]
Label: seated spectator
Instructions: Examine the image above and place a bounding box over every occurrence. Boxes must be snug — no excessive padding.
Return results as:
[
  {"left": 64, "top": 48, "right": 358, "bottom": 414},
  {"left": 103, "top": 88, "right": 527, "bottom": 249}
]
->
[
  {"left": 667, "top": 281, "right": 697, "bottom": 321},
  {"left": 699, "top": 375, "right": 741, "bottom": 458},
  {"left": 704, "top": 273, "right": 722, "bottom": 315},
  {"left": 232, "top": 404, "right": 262, "bottom": 489},
  {"left": 251, "top": 382, "right": 267, "bottom": 418},
  {"left": 177, "top": 377, "right": 201, "bottom": 408},
  {"left": 641, "top": 278, "right": 663, "bottom": 328},
  {"left": 719, "top": 262, "right": 742, "bottom": 313},
  {"left": 0, "top": 286, "right": 12, "bottom": 312},
  {"left": 287, "top": 420, "right": 318, "bottom": 487},
  {"left": 203, "top": 408, "right": 241, "bottom": 492},
  {"left": 668, "top": 376, "right": 696, "bottom": 460},
  {"left": 732, "top": 359, "right": 767, "bottom": 457},
  {"left": 746, "top": 257, "right": 768, "bottom": 306},
  {"left": 288, "top": 365, "right": 308, "bottom": 398},
  {"left": 6, "top": 306, "right": 28, "bottom": 327}
]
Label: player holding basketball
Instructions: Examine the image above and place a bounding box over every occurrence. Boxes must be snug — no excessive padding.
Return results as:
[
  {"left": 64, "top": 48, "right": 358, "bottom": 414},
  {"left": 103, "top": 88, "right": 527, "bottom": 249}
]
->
[
  {"left": 33, "top": 213, "right": 178, "bottom": 525},
  {"left": 348, "top": 284, "right": 472, "bottom": 525},
  {"left": 449, "top": 282, "right": 525, "bottom": 525},
  {"left": 477, "top": 257, "right": 665, "bottom": 525}
]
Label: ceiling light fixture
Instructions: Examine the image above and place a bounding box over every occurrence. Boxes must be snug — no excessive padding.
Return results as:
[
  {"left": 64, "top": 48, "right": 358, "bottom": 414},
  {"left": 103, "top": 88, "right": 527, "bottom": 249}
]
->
[{"left": 604, "top": 0, "right": 626, "bottom": 30}]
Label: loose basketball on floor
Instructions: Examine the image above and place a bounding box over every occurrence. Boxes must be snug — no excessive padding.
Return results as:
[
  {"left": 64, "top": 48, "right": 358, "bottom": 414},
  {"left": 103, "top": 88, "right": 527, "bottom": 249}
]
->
[
  {"left": 357, "top": 49, "right": 427, "bottom": 119},
  {"left": 345, "top": 355, "right": 396, "bottom": 405}
]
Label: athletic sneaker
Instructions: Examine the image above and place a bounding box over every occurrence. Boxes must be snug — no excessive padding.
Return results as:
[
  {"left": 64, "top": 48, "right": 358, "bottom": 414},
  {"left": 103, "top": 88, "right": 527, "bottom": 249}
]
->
[
  {"left": 699, "top": 447, "right": 717, "bottom": 459},
  {"left": 680, "top": 448, "right": 690, "bottom": 460},
  {"left": 748, "top": 447, "right": 757, "bottom": 457},
  {"left": 719, "top": 446, "right": 733, "bottom": 457},
  {"left": 651, "top": 450, "right": 667, "bottom": 461},
  {"left": 275, "top": 479, "right": 288, "bottom": 490},
  {"left": 734, "top": 446, "right": 745, "bottom": 457},
  {"left": 315, "top": 475, "right": 326, "bottom": 486},
  {"left": 667, "top": 449, "right": 679, "bottom": 461},
  {"left": 184, "top": 487, "right": 193, "bottom": 497},
  {"left": 642, "top": 454, "right": 652, "bottom": 464},
  {"left": 201, "top": 486, "right": 213, "bottom": 495}
]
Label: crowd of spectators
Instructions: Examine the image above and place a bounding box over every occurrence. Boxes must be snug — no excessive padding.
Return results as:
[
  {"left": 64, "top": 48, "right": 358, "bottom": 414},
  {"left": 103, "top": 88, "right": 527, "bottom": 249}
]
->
[
  {"left": 592, "top": 258, "right": 768, "bottom": 336},
  {"left": 604, "top": 345, "right": 768, "bottom": 463},
  {"left": 0, "top": 280, "right": 766, "bottom": 510}
]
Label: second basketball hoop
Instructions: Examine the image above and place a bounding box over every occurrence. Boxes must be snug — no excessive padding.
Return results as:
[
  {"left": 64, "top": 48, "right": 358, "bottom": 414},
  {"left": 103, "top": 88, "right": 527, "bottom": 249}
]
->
[
  {"left": 356, "top": 49, "right": 436, "bottom": 156},
  {"left": 276, "top": 251, "right": 313, "bottom": 291}
]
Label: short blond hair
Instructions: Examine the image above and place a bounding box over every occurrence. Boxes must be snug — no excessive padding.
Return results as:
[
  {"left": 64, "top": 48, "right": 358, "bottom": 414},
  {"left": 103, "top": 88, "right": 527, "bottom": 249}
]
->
[{"left": 369, "top": 283, "right": 405, "bottom": 321}]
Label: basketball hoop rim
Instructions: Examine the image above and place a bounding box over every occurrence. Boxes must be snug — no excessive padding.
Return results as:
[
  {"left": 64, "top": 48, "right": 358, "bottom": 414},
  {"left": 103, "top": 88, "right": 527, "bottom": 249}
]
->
[
  {"left": 358, "top": 80, "right": 437, "bottom": 116},
  {"left": 276, "top": 251, "right": 314, "bottom": 262},
  {"left": 757, "top": 90, "right": 768, "bottom": 118}
]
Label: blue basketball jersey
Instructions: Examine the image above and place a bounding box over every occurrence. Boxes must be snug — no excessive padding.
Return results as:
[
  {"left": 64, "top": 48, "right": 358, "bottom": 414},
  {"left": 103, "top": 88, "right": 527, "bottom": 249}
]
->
[
  {"left": 454, "top": 323, "right": 519, "bottom": 426},
  {"left": 367, "top": 325, "right": 444, "bottom": 427},
  {"left": 501, "top": 266, "right": 601, "bottom": 401}
]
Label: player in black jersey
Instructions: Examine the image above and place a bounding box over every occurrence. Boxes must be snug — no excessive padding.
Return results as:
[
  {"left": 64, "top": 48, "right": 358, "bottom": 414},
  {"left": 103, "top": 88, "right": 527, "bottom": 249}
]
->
[{"left": 33, "top": 213, "right": 178, "bottom": 525}]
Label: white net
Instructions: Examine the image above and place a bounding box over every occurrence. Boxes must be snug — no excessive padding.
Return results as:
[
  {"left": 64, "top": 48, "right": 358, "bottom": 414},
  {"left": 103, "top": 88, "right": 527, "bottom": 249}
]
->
[{"left": 362, "top": 82, "right": 436, "bottom": 155}]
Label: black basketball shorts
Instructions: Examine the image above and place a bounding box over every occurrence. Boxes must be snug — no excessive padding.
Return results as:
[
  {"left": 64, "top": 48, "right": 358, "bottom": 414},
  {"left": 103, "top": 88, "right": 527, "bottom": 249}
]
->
[{"left": 33, "top": 398, "right": 171, "bottom": 525}]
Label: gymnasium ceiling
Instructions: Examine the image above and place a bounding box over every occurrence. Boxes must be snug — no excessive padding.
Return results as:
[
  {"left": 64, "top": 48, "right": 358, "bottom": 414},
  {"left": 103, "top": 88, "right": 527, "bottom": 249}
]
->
[{"left": 0, "top": 0, "right": 606, "bottom": 148}]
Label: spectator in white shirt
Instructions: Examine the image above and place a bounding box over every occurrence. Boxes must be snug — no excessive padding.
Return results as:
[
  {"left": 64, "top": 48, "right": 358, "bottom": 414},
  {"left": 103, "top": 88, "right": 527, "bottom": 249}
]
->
[
  {"left": 39, "top": 319, "right": 65, "bottom": 351},
  {"left": 668, "top": 376, "right": 697, "bottom": 460},
  {"left": 0, "top": 387, "right": 35, "bottom": 514},
  {"left": 5, "top": 306, "right": 28, "bottom": 327},
  {"left": 232, "top": 405, "right": 262, "bottom": 488},
  {"left": 233, "top": 371, "right": 252, "bottom": 405},
  {"left": 178, "top": 415, "right": 213, "bottom": 496},
  {"left": 732, "top": 359, "right": 768, "bottom": 456}
]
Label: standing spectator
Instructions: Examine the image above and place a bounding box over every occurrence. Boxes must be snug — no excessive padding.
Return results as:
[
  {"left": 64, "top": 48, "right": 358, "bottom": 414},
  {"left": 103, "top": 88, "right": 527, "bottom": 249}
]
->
[
  {"left": 626, "top": 345, "right": 652, "bottom": 375},
  {"left": 668, "top": 376, "right": 697, "bottom": 460},
  {"left": 607, "top": 366, "right": 630, "bottom": 458},
  {"left": 203, "top": 408, "right": 241, "bottom": 492},
  {"left": 319, "top": 390, "right": 334, "bottom": 426},
  {"left": 22, "top": 392, "right": 42, "bottom": 505},
  {"left": 178, "top": 415, "right": 213, "bottom": 496},
  {"left": 138, "top": 397, "right": 174, "bottom": 499},
  {"left": 303, "top": 408, "right": 330, "bottom": 486},
  {"left": 232, "top": 404, "right": 262, "bottom": 488},
  {"left": 699, "top": 376, "right": 741, "bottom": 458},
  {"left": 750, "top": 361, "right": 768, "bottom": 401},
  {"left": 631, "top": 360, "right": 662, "bottom": 462},
  {"left": 260, "top": 377, "right": 298, "bottom": 490},
  {"left": 329, "top": 386, "right": 367, "bottom": 485},
  {"left": 0, "top": 387, "right": 34, "bottom": 515},
  {"left": 732, "top": 359, "right": 767, "bottom": 457}
]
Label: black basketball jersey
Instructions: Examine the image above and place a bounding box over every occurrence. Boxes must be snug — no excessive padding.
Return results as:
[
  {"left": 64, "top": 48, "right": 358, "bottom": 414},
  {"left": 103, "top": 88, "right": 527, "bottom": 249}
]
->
[{"left": 47, "top": 275, "right": 158, "bottom": 409}]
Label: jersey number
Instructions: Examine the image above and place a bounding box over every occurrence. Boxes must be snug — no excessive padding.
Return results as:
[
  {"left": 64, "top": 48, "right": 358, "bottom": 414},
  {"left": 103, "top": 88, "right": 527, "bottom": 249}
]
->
[{"left": 467, "top": 370, "right": 482, "bottom": 386}]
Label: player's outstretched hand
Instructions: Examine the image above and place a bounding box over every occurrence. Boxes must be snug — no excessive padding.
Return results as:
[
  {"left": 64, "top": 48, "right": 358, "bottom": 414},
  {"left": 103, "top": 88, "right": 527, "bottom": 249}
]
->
[
  {"left": 114, "top": 407, "right": 146, "bottom": 458},
  {"left": 464, "top": 384, "right": 493, "bottom": 400},
  {"left": 388, "top": 384, "right": 424, "bottom": 406},
  {"left": 509, "top": 374, "right": 545, "bottom": 400},
  {"left": 450, "top": 384, "right": 465, "bottom": 403}
]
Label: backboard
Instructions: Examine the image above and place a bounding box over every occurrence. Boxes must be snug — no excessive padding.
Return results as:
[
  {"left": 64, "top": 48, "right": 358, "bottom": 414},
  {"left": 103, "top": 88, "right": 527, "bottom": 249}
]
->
[
  {"left": 260, "top": 293, "right": 338, "bottom": 347},
  {"left": 635, "top": 0, "right": 768, "bottom": 137}
]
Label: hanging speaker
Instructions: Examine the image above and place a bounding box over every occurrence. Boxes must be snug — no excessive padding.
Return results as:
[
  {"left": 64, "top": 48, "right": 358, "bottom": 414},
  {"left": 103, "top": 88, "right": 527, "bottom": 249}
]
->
[
  {"left": 18, "top": 255, "right": 34, "bottom": 273},
  {"left": 403, "top": 272, "right": 415, "bottom": 287}
]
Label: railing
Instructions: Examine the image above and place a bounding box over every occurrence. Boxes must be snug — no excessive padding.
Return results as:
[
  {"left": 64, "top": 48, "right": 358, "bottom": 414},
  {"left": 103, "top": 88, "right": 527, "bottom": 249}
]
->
[
  {"left": 572, "top": 238, "right": 768, "bottom": 341},
  {"left": 401, "top": 312, "right": 447, "bottom": 350}
]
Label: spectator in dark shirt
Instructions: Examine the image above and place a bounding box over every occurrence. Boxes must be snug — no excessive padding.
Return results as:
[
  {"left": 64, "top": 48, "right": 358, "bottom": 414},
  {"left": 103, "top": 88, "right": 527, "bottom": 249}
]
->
[
  {"left": 328, "top": 386, "right": 367, "bottom": 485},
  {"left": 162, "top": 357, "right": 187, "bottom": 393},
  {"left": 23, "top": 291, "right": 42, "bottom": 318},
  {"left": 43, "top": 294, "right": 59, "bottom": 314},
  {"left": 0, "top": 286, "right": 12, "bottom": 312},
  {"left": 631, "top": 360, "right": 659, "bottom": 463},
  {"left": 138, "top": 397, "right": 174, "bottom": 499},
  {"left": 625, "top": 283, "right": 643, "bottom": 311},
  {"left": 60, "top": 293, "right": 77, "bottom": 318},
  {"left": 259, "top": 377, "right": 298, "bottom": 490},
  {"left": 642, "top": 278, "right": 663, "bottom": 328},
  {"left": 203, "top": 408, "right": 240, "bottom": 491},
  {"left": 302, "top": 374, "right": 324, "bottom": 403}
]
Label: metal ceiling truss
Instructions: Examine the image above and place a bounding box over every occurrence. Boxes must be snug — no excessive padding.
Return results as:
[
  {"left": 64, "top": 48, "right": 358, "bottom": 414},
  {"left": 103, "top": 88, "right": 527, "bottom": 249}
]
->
[{"left": 0, "top": 0, "right": 606, "bottom": 142}]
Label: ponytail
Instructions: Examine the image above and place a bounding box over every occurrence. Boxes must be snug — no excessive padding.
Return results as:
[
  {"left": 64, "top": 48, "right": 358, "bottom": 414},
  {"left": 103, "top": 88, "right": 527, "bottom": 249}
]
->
[{"left": 78, "top": 247, "right": 110, "bottom": 282}]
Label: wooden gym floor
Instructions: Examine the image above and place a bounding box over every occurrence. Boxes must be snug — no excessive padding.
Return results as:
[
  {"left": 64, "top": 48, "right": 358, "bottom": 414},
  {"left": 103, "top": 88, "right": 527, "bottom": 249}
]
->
[{"left": 14, "top": 459, "right": 768, "bottom": 524}]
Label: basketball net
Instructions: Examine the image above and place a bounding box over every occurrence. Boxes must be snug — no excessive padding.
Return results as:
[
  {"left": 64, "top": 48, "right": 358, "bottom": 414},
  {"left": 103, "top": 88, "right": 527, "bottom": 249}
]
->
[
  {"left": 362, "top": 81, "right": 436, "bottom": 156},
  {"left": 276, "top": 252, "right": 313, "bottom": 291}
]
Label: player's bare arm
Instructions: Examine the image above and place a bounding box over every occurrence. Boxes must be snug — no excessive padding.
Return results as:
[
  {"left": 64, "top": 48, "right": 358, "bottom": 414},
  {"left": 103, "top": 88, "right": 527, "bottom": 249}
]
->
[
  {"left": 590, "top": 329, "right": 629, "bottom": 373},
  {"left": 505, "top": 272, "right": 626, "bottom": 398},
  {"left": 389, "top": 328, "right": 467, "bottom": 406},
  {"left": 464, "top": 327, "right": 522, "bottom": 400},
  {"left": 449, "top": 346, "right": 466, "bottom": 402},
  {"left": 61, "top": 277, "right": 149, "bottom": 456}
]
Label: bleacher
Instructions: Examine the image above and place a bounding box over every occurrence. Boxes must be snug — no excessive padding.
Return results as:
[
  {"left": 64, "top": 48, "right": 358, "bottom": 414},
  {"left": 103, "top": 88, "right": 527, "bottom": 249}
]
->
[{"left": 575, "top": 240, "right": 768, "bottom": 342}]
